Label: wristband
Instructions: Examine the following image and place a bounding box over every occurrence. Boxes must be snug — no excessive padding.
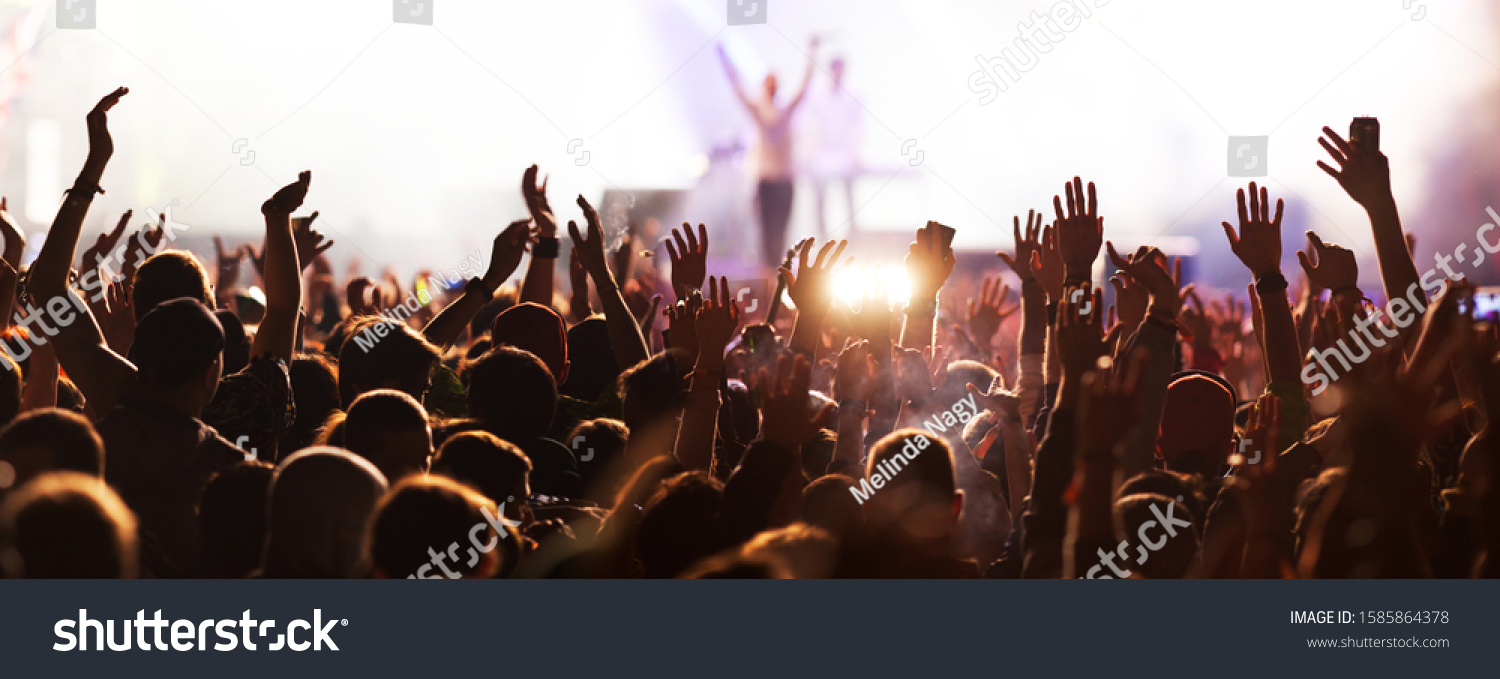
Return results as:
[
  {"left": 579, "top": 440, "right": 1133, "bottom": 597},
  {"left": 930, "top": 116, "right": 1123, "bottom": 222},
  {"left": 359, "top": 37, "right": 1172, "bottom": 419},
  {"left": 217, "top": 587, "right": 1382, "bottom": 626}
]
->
[
  {"left": 1254, "top": 271, "right": 1288, "bottom": 296},
  {"left": 839, "top": 399, "right": 868, "bottom": 416},
  {"left": 905, "top": 297, "right": 938, "bottom": 317},
  {"left": 533, "top": 236, "right": 560, "bottom": 259},
  {"left": 464, "top": 277, "right": 493, "bottom": 301}
]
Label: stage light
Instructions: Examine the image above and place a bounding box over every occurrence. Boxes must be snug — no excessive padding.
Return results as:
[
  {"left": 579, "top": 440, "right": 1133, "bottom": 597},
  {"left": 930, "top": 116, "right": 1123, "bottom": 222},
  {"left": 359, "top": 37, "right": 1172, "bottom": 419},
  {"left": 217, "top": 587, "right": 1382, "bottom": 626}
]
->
[{"left": 833, "top": 264, "right": 911, "bottom": 308}]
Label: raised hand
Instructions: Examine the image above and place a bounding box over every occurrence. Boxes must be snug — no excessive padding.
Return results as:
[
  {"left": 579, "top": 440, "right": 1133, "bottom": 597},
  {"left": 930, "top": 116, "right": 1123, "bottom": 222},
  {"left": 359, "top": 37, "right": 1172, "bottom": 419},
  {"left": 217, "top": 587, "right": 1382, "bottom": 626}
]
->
[
  {"left": 1034, "top": 223, "right": 1066, "bottom": 302},
  {"left": 1318, "top": 125, "right": 1393, "bottom": 210},
  {"left": 695, "top": 276, "right": 741, "bottom": 361},
  {"left": 82, "top": 87, "right": 128, "bottom": 176},
  {"left": 521, "top": 165, "right": 556, "bottom": 237},
  {"left": 1109, "top": 270, "right": 1148, "bottom": 333},
  {"left": 1106, "top": 242, "right": 1189, "bottom": 318},
  {"left": 1297, "top": 231, "right": 1358, "bottom": 292},
  {"left": 262, "top": 170, "right": 311, "bottom": 216},
  {"left": 347, "top": 277, "right": 383, "bottom": 316},
  {"left": 82, "top": 210, "right": 131, "bottom": 277},
  {"left": 850, "top": 267, "right": 894, "bottom": 343},
  {"left": 1181, "top": 289, "right": 1213, "bottom": 348},
  {"left": 665, "top": 222, "right": 709, "bottom": 299},
  {"left": 905, "top": 221, "right": 955, "bottom": 301},
  {"left": 568, "top": 243, "right": 591, "bottom": 319},
  {"left": 120, "top": 222, "right": 166, "bottom": 281},
  {"left": 292, "top": 211, "right": 333, "bottom": 270},
  {"left": 1052, "top": 176, "right": 1103, "bottom": 281},
  {"left": 485, "top": 219, "right": 531, "bottom": 290},
  {"left": 780, "top": 238, "right": 850, "bottom": 318},
  {"left": 664, "top": 293, "right": 702, "bottom": 359},
  {"left": 835, "top": 339, "right": 878, "bottom": 403},
  {"left": 997, "top": 210, "right": 1043, "bottom": 282},
  {"left": 966, "top": 275, "right": 1017, "bottom": 348},
  {"left": 966, "top": 381, "right": 1022, "bottom": 421},
  {"left": 96, "top": 281, "right": 135, "bottom": 354},
  {"left": 569, "top": 195, "right": 612, "bottom": 282},
  {"left": 1222, "top": 182, "right": 1285, "bottom": 279},
  {"left": 755, "top": 354, "right": 835, "bottom": 450},
  {"left": 0, "top": 197, "right": 23, "bottom": 267}
]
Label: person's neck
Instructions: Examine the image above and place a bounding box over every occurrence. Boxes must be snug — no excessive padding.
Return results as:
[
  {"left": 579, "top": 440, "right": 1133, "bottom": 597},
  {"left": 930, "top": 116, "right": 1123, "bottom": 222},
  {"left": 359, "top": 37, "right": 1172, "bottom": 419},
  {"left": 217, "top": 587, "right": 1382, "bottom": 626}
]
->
[{"left": 139, "top": 385, "right": 207, "bottom": 420}]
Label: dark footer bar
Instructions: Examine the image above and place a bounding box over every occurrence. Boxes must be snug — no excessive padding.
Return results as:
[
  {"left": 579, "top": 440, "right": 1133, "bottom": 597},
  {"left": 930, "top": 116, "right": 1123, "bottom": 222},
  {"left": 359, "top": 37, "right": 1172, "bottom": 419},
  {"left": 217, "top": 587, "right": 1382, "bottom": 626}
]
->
[{"left": 0, "top": 580, "right": 1492, "bottom": 677}]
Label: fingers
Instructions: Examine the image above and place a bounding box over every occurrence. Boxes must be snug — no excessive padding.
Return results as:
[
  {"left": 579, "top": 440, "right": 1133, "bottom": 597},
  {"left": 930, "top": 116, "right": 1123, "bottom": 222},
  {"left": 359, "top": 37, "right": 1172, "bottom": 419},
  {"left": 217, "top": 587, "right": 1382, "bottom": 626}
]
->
[
  {"left": 665, "top": 235, "right": 681, "bottom": 264},
  {"left": 1221, "top": 221, "right": 1240, "bottom": 251},
  {"left": 1106, "top": 241, "right": 1130, "bottom": 270},
  {"left": 682, "top": 222, "right": 699, "bottom": 254},
  {"left": 1236, "top": 187, "right": 1249, "bottom": 227},
  {"left": 1321, "top": 126, "right": 1353, "bottom": 157},
  {"left": 1248, "top": 182, "right": 1261, "bottom": 222},
  {"left": 1297, "top": 250, "right": 1316, "bottom": 279}
]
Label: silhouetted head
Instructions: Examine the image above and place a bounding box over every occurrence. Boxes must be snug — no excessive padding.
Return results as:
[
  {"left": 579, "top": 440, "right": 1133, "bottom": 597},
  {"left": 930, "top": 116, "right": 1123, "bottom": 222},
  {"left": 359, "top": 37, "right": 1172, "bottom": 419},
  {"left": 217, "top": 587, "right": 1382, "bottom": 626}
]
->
[
  {"left": 344, "top": 389, "right": 432, "bottom": 482},
  {"left": 465, "top": 347, "right": 556, "bottom": 443},
  {"left": 0, "top": 472, "right": 137, "bottom": 578},
  {"left": 132, "top": 250, "right": 213, "bottom": 320},
  {"left": 0, "top": 408, "right": 105, "bottom": 493},
  {"left": 129, "top": 298, "right": 224, "bottom": 411},
  {"left": 862, "top": 428, "right": 962, "bottom": 547},
  {"left": 260, "top": 447, "right": 388, "bottom": 578},
  {"left": 366, "top": 475, "right": 500, "bottom": 579},
  {"left": 198, "top": 462, "right": 273, "bottom": 579},
  {"left": 491, "top": 302, "right": 569, "bottom": 384},
  {"left": 337, "top": 316, "right": 441, "bottom": 408}
]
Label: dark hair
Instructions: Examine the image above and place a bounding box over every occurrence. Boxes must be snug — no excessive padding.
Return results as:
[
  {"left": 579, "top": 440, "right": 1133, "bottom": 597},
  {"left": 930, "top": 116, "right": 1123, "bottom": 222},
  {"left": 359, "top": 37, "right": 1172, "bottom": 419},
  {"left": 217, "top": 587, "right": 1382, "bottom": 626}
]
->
[
  {"left": 636, "top": 471, "right": 724, "bottom": 578},
  {"left": 465, "top": 347, "right": 556, "bottom": 442},
  {"left": 1114, "top": 493, "right": 1199, "bottom": 579},
  {"left": 365, "top": 476, "right": 497, "bottom": 579},
  {"left": 0, "top": 472, "right": 137, "bottom": 578},
  {"left": 343, "top": 390, "right": 432, "bottom": 482},
  {"left": 198, "top": 462, "right": 273, "bottom": 578},
  {"left": 0, "top": 409, "right": 105, "bottom": 486},
  {"left": 131, "top": 250, "right": 213, "bottom": 321},
  {"left": 491, "top": 302, "right": 568, "bottom": 384},
  {"left": 56, "top": 376, "right": 86, "bottom": 414},
  {"left": 560, "top": 317, "right": 617, "bottom": 401},
  {"left": 617, "top": 350, "right": 687, "bottom": 430},
  {"left": 337, "top": 316, "right": 441, "bottom": 408},
  {"left": 283, "top": 353, "right": 341, "bottom": 455},
  {"left": 128, "top": 298, "right": 225, "bottom": 388},
  {"left": 862, "top": 428, "right": 958, "bottom": 542},
  {"left": 431, "top": 430, "right": 532, "bottom": 504},
  {"left": 802, "top": 474, "right": 864, "bottom": 539},
  {"left": 566, "top": 417, "right": 630, "bottom": 503}
]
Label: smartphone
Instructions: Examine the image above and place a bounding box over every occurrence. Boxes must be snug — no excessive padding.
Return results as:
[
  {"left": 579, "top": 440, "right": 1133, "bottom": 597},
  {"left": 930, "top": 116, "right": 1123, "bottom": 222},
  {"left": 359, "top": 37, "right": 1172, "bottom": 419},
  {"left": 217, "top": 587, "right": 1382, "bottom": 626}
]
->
[
  {"left": 1473, "top": 286, "right": 1500, "bottom": 321},
  {"left": 1349, "top": 117, "right": 1380, "bottom": 154},
  {"left": 932, "top": 222, "right": 956, "bottom": 250}
]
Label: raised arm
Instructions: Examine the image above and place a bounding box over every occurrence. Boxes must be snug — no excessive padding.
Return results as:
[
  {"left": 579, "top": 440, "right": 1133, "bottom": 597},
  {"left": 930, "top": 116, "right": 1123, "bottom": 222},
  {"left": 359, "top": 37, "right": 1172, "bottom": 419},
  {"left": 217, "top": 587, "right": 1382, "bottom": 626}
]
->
[
  {"left": 714, "top": 44, "right": 756, "bottom": 114},
  {"left": 519, "top": 165, "right": 557, "bottom": 307},
  {"left": 1317, "top": 125, "right": 1423, "bottom": 342},
  {"left": 249, "top": 172, "right": 311, "bottom": 365},
  {"left": 899, "top": 222, "right": 955, "bottom": 350},
  {"left": 571, "top": 195, "right": 650, "bottom": 369},
  {"left": 29, "top": 88, "right": 137, "bottom": 416},
  {"left": 422, "top": 219, "right": 528, "bottom": 349},
  {"left": 674, "top": 277, "right": 739, "bottom": 472},
  {"left": 783, "top": 37, "right": 820, "bottom": 113},
  {"left": 781, "top": 238, "right": 849, "bottom": 358},
  {"left": 0, "top": 198, "right": 23, "bottom": 271}
]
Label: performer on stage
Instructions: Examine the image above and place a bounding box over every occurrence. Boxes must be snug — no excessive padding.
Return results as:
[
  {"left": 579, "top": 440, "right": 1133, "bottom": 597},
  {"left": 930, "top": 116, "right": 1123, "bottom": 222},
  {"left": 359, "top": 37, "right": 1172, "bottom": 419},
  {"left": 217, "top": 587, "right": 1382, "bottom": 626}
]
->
[{"left": 716, "top": 37, "right": 819, "bottom": 268}]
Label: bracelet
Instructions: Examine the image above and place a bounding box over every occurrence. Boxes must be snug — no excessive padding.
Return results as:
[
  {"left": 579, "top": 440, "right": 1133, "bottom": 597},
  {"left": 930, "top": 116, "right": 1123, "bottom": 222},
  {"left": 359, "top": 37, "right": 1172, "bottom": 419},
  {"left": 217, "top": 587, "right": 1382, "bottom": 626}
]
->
[
  {"left": 839, "top": 398, "right": 868, "bottom": 415},
  {"left": 464, "top": 277, "right": 493, "bottom": 301},
  {"left": 533, "top": 236, "right": 560, "bottom": 259},
  {"left": 1254, "top": 271, "right": 1288, "bottom": 296},
  {"left": 905, "top": 297, "right": 938, "bottom": 317}
]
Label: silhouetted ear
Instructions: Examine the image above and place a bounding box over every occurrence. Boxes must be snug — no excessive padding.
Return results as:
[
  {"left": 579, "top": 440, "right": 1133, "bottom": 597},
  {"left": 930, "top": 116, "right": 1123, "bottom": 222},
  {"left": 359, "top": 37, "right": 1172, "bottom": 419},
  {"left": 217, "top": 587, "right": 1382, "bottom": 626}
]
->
[
  {"left": 558, "top": 360, "right": 570, "bottom": 385},
  {"left": 950, "top": 489, "right": 965, "bottom": 527}
]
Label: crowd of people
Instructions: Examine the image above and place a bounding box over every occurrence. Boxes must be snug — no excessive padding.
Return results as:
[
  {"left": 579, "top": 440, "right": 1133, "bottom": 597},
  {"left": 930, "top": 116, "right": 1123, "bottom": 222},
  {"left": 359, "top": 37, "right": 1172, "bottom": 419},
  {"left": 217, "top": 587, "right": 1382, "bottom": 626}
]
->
[{"left": 0, "top": 86, "right": 1495, "bottom": 579}]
